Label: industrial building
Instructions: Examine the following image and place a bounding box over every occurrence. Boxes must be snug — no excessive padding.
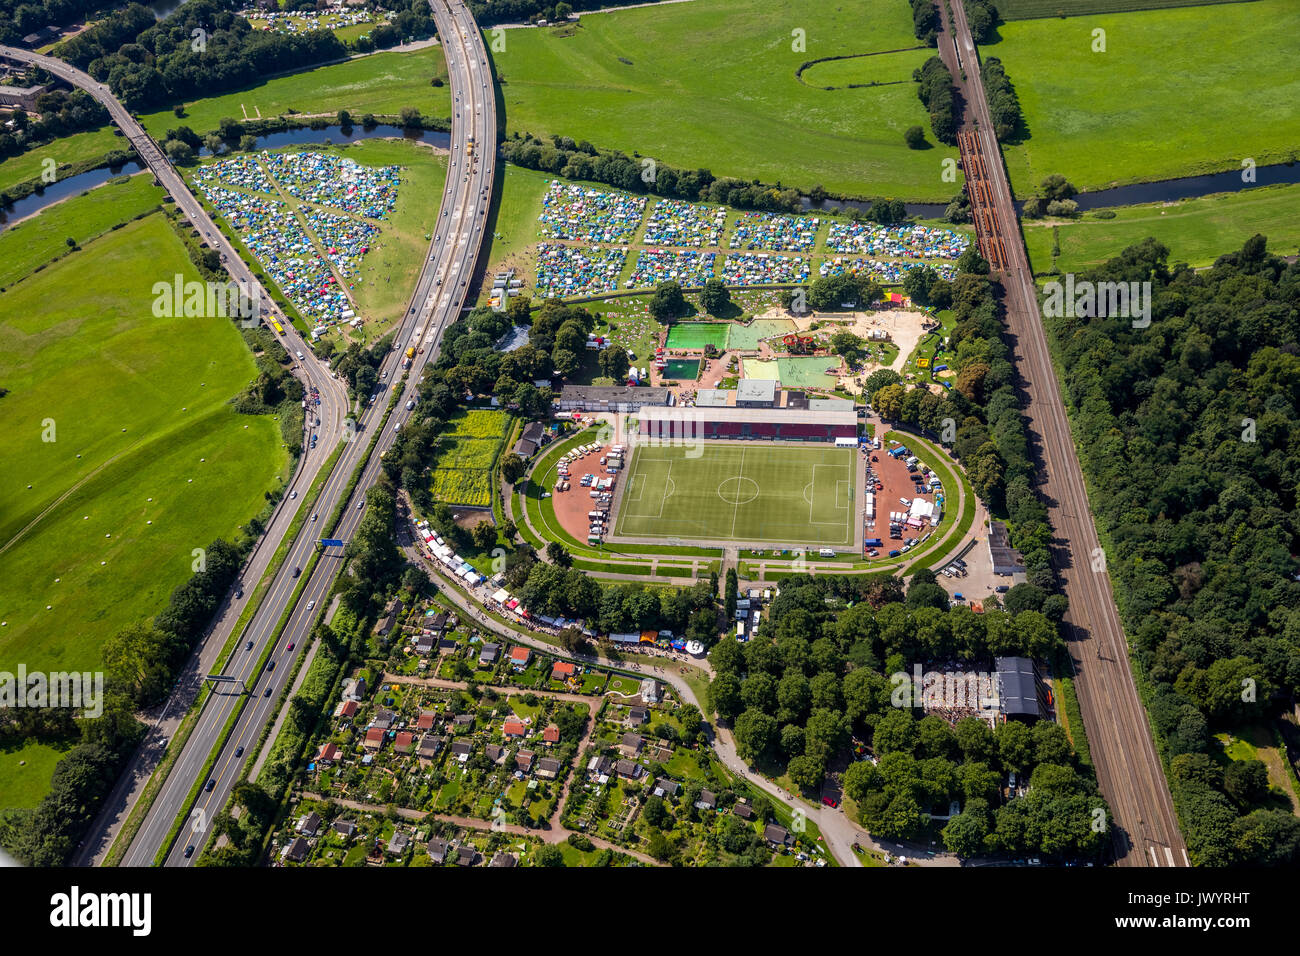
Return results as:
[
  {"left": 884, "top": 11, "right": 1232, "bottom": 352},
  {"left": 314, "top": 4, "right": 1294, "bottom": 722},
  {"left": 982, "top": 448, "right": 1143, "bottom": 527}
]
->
[{"left": 988, "top": 520, "right": 1027, "bottom": 576}]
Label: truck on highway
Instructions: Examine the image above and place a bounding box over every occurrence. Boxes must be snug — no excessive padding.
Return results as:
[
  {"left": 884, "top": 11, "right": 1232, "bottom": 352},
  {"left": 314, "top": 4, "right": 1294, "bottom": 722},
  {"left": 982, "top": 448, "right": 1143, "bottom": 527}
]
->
[{"left": 405, "top": 346, "right": 415, "bottom": 359}]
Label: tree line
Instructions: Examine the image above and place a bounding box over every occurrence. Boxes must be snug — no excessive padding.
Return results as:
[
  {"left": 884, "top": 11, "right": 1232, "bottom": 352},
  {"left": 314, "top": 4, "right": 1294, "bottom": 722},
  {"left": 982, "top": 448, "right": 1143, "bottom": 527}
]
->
[
  {"left": 705, "top": 570, "right": 1106, "bottom": 860},
  {"left": 1044, "top": 234, "right": 1300, "bottom": 865},
  {"left": 501, "top": 132, "right": 805, "bottom": 213}
]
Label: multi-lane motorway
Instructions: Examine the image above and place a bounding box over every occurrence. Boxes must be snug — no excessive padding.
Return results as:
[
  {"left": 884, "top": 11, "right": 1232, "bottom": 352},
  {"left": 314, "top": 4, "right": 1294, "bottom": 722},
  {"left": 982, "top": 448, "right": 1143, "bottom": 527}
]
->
[
  {"left": 941, "top": 0, "right": 1188, "bottom": 867},
  {"left": 119, "top": 0, "right": 497, "bottom": 866}
]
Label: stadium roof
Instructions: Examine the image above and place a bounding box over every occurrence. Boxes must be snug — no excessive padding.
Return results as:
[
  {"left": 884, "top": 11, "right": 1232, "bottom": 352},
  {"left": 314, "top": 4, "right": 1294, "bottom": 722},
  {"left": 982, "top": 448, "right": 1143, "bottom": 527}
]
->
[
  {"left": 638, "top": 405, "right": 857, "bottom": 427},
  {"left": 556, "top": 385, "right": 672, "bottom": 405},
  {"left": 736, "top": 379, "right": 777, "bottom": 404},
  {"left": 809, "top": 398, "right": 855, "bottom": 412},
  {"left": 695, "top": 389, "right": 732, "bottom": 407}
]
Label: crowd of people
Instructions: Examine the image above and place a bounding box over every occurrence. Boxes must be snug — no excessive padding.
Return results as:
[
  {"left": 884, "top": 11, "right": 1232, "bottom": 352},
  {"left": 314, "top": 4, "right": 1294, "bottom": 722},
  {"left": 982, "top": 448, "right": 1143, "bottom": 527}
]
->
[
  {"left": 640, "top": 198, "right": 727, "bottom": 247},
  {"left": 825, "top": 221, "right": 969, "bottom": 259},
  {"left": 537, "top": 180, "right": 647, "bottom": 243},
  {"left": 263, "top": 151, "right": 401, "bottom": 220},
  {"left": 199, "top": 184, "right": 352, "bottom": 323},
  {"left": 534, "top": 243, "right": 627, "bottom": 298},
  {"left": 194, "top": 155, "right": 276, "bottom": 196},
  {"left": 627, "top": 249, "right": 717, "bottom": 289},
  {"left": 819, "top": 257, "right": 957, "bottom": 284},
  {"left": 721, "top": 252, "right": 812, "bottom": 285},
  {"left": 300, "top": 207, "right": 379, "bottom": 280},
  {"left": 727, "top": 211, "right": 820, "bottom": 252}
]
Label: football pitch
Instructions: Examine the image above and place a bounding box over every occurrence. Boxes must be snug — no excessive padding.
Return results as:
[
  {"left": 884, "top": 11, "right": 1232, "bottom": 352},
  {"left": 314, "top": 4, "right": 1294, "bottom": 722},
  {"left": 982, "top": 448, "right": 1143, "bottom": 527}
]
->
[{"left": 614, "top": 444, "right": 857, "bottom": 547}]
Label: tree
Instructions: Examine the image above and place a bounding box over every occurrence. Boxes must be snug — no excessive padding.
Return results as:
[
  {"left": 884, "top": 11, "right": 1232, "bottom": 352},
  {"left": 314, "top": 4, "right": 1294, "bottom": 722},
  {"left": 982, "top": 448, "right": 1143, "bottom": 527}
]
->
[
  {"left": 648, "top": 281, "right": 687, "bottom": 321},
  {"left": 545, "top": 541, "right": 572, "bottom": 568},
  {"left": 533, "top": 844, "right": 565, "bottom": 866},
  {"left": 470, "top": 522, "right": 497, "bottom": 551},
  {"left": 942, "top": 808, "right": 990, "bottom": 857},
  {"left": 1223, "top": 759, "right": 1269, "bottom": 807},
  {"left": 904, "top": 125, "right": 926, "bottom": 149},
  {"left": 700, "top": 277, "right": 731, "bottom": 315},
  {"left": 733, "top": 708, "right": 777, "bottom": 762},
  {"left": 501, "top": 452, "right": 527, "bottom": 484}
]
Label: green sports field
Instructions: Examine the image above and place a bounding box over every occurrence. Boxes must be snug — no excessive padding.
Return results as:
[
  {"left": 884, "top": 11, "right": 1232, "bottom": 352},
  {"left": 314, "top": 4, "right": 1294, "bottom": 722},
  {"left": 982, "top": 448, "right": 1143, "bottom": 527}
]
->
[{"left": 615, "top": 444, "right": 857, "bottom": 547}]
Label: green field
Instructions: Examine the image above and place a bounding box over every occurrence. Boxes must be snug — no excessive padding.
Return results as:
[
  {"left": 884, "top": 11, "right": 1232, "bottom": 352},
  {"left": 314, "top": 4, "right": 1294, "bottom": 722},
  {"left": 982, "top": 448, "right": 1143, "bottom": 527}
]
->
[
  {"left": 993, "top": 0, "right": 1300, "bottom": 195},
  {"left": 997, "top": 0, "right": 1256, "bottom": 17},
  {"left": 137, "top": 48, "right": 451, "bottom": 138},
  {"left": 0, "top": 127, "right": 127, "bottom": 195},
  {"left": 493, "top": 0, "right": 958, "bottom": 200},
  {"left": 0, "top": 738, "right": 72, "bottom": 811},
  {"left": 615, "top": 443, "right": 857, "bottom": 546},
  {"left": 0, "top": 173, "right": 165, "bottom": 287},
  {"left": 429, "top": 408, "right": 510, "bottom": 507},
  {"left": 0, "top": 214, "right": 289, "bottom": 673},
  {"left": 1023, "top": 184, "right": 1300, "bottom": 275}
]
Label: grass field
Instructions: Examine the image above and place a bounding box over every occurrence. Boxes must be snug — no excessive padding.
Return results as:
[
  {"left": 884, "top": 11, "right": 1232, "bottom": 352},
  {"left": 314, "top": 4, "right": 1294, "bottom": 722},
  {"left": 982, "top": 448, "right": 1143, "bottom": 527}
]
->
[
  {"left": 997, "top": 0, "right": 1257, "bottom": 18},
  {"left": 615, "top": 443, "right": 857, "bottom": 546},
  {"left": 1022, "top": 184, "right": 1300, "bottom": 274},
  {"left": 0, "top": 173, "right": 165, "bottom": 288},
  {"left": 0, "top": 127, "right": 127, "bottom": 195},
  {"left": 0, "top": 738, "right": 72, "bottom": 811},
  {"left": 430, "top": 409, "right": 510, "bottom": 507},
  {"left": 993, "top": 0, "right": 1300, "bottom": 195},
  {"left": 138, "top": 48, "right": 451, "bottom": 139},
  {"left": 0, "top": 214, "right": 289, "bottom": 674},
  {"left": 493, "top": 0, "right": 958, "bottom": 200}
]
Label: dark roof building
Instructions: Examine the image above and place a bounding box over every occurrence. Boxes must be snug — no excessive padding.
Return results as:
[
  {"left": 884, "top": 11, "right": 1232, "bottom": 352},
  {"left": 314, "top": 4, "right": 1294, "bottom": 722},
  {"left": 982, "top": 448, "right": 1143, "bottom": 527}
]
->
[
  {"left": 995, "top": 656, "right": 1049, "bottom": 722},
  {"left": 555, "top": 385, "right": 672, "bottom": 413},
  {"left": 513, "top": 420, "right": 545, "bottom": 458},
  {"left": 988, "top": 521, "right": 1026, "bottom": 577},
  {"left": 638, "top": 404, "right": 856, "bottom": 444}
]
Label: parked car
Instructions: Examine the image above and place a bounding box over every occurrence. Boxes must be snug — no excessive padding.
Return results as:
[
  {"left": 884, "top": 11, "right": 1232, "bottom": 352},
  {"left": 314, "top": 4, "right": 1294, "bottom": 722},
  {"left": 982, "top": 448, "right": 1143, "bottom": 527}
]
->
[{"left": 822, "top": 796, "right": 839, "bottom": 808}]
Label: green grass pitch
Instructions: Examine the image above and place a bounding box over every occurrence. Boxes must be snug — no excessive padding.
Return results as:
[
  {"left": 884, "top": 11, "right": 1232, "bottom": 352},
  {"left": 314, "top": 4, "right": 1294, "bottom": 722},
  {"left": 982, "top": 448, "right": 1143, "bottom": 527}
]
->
[{"left": 615, "top": 444, "right": 856, "bottom": 547}]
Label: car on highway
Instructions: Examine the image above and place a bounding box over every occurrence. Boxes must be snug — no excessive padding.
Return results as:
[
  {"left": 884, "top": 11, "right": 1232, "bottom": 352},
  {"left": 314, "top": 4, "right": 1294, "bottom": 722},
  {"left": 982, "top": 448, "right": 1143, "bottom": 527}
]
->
[
  {"left": 268, "top": 660, "right": 275, "bottom": 672},
  {"left": 307, "top": 600, "right": 315, "bottom": 611},
  {"left": 311, "top": 513, "right": 318, "bottom": 522},
  {"left": 286, "top": 642, "right": 294, "bottom": 652},
  {"left": 394, "top": 421, "right": 401, "bottom": 431},
  {"left": 357, "top": 501, "right": 364, "bottom": 510},
  {"left": 235, "top": 746, "right": 244, "bottom": 757},
  {"left": 246, "top": 640, "right": 254, "bottom": 651},
  {"left": 292, "top": 566, "right": 300, "bottom": 577},
  {"left": 204, "top": 779, "right": 214, "bottom": 793},
  {"left": 184, "top": 845, "right": 195, "bottom": 859},
  {"left": 289, "top": 490, "right": 297, "bottom": 499},
  {"left": 264, "top": 687, "right": 272, "bottom": 697}
]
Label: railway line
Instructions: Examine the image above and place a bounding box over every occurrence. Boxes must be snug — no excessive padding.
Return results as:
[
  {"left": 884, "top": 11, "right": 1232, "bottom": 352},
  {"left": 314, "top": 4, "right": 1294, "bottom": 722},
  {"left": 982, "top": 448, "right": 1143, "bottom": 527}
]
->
[{"left": 939, "top": 0, "right": 1187, "bottom": 866}]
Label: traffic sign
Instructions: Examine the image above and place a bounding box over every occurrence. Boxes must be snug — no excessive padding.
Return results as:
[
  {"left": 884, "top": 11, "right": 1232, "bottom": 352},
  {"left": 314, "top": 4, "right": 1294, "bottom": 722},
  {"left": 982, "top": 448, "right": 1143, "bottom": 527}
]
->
[{"left": 319, "top": 538, "right": 345, "bottom": 547}]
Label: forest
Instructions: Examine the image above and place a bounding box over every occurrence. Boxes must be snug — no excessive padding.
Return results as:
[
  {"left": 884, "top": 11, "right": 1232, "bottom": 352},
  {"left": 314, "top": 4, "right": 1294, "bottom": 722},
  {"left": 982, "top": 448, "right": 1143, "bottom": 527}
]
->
[{"left": 1045, "top": 235, "right": 1300, "bottom": 865}]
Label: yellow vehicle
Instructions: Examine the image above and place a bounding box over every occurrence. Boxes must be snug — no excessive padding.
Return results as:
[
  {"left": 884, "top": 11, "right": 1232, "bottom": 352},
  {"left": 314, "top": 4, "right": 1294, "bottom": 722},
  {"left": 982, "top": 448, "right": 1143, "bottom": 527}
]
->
[{"left": 271, "top": 320, "right": 284, "bottom": 334}]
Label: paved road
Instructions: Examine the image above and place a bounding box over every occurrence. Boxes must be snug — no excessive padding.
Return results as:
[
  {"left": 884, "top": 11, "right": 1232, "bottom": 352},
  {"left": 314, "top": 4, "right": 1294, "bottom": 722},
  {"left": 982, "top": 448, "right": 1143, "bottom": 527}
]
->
[
  {"left": 0, "top": 44, "right": 366, "bottom": 865},
  {"left": 940, "top": 0, "right": 1187, "bottom": 867},
  {"left": 110, "top": 0, "right": 497, "bottom": 866}
]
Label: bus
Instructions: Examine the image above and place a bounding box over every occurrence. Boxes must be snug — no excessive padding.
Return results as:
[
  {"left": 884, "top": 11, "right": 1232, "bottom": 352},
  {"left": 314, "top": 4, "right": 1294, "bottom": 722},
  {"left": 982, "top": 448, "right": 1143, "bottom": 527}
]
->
[{"left": 271, "top": 320, "right": 284, "bottom": 334}]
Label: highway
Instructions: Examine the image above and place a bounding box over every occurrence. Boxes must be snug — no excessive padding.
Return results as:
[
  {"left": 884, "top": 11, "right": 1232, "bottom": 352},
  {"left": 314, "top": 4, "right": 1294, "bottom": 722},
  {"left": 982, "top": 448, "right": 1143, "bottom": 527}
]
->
[
  {"left": 119, "top": 0, "right": 497, "bottom": 866},
  {"left": 0, "top": 43, "right": 373, "bottom": 864},
  {"left": 940, "top": 1, "right": 1188, "bottom": 866}
]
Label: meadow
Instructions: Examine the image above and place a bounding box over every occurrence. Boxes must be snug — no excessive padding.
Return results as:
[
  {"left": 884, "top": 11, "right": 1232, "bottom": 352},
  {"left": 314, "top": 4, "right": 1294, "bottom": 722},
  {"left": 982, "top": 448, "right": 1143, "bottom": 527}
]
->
[
  {"left": 615, "top": 444, "right": 857, "bottom": 547},
  {"left": 493, "top": 0, "right": 958, "bottom": 200},
  {"left": 0, "top": 127, "right": 127, "bottom": 194},
  {"left": 992, "top": 0, "right": 1300, "bottom": 195},
  {"left": 996, "top": 0, "right": 1257, "bottom": 18},
  {"left": 1021, "top": 184, "right": 1300, "bottom": 274},
  {"left": 0, "top": 173, "right": 165, "bottom": 287},
  {"left": 0, "top": 213, "right": 289, "bottom": 674},
  {"left": 137, "top": 47, "right": 452, "bottom": 138},
  {"left": 429, "top": 409, "right": 510, "bottom": 507}
]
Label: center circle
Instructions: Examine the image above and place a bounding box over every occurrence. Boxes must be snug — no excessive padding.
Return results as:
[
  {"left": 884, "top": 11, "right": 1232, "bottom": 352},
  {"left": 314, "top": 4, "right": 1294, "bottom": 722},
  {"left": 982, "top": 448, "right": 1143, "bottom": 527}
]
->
[{"left": 717, "top": 476, "right": 760, "bottom": 505}]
